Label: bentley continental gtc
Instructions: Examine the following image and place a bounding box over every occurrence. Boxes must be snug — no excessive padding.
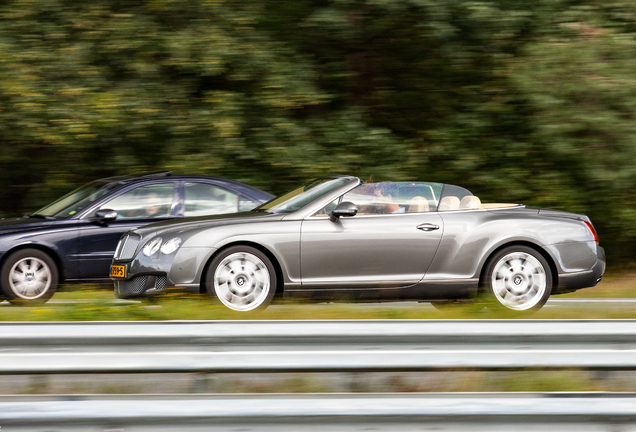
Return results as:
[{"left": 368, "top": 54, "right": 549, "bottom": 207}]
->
[{"left": 110, "top": 175, "right": 605, "bottom": 313}]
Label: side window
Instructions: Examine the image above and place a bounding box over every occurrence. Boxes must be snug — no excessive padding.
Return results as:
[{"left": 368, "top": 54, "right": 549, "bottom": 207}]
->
[
  {"left": 185, "top": 182, "right": 239, "bottom": 217},
  {"left": 100, "top": 183, "right": 175, "bottom": 220},
  {"left": 340, "top": 182, "right": 443, "bottom": 214},
  {"left": 341, "top": 184, "right": 386, "bottom": 214},
  {"left": 340, "top": 183, "right": 408, "bottom": 215}
]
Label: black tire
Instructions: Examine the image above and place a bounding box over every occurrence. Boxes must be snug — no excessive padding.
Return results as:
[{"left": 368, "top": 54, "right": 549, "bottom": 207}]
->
[
  {"left": 482, "top": 246, "right": 552, "bottom": 313},
  {"left": 205, "top": 246, "right": 277, "bottom": 312},
  {"left": 1, "top": 249, "right": 58, "bottom": 306}
]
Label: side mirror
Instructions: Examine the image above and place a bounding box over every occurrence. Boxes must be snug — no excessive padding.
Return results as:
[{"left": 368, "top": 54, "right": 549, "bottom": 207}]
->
[
  {"left": 92, "top": 209, "right": 118, "bottom": 224},
  {"left": 330, "top": 201, "right": 358, "bottom": 222}
]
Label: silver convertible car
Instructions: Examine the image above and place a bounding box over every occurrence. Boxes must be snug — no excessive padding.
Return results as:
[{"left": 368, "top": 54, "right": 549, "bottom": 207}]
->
[{"left": 110, "top": 176, "right": 605, "bottom": 313}]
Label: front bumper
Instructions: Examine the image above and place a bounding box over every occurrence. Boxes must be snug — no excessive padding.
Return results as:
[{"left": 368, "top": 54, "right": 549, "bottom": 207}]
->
[
  {"left": 114, "top": 274, "right": 168, "bottom": 297},
  {"left": 113, "top": 274, "right": 199, "bottom": 298},
  {"left": 111, "top": 245, "right": 215, "bottom": 298}
]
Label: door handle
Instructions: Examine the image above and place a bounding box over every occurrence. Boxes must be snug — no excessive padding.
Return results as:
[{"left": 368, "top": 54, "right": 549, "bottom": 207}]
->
[{"left": 417, "top": 223, "right": 440, "bottom": 231}]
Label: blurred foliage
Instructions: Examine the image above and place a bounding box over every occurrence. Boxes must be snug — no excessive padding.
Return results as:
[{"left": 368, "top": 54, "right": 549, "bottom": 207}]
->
[{"left": 2, "top": 0, "right": 636, "bottom": 261}]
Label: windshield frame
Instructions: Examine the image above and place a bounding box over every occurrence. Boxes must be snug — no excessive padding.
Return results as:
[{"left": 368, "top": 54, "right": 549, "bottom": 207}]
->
[
  {"left": 254, "top": 176, "right": 361, "bottom": 215},
  {"left": 257, "top": 176, "right": 362, "bottom": 219}
]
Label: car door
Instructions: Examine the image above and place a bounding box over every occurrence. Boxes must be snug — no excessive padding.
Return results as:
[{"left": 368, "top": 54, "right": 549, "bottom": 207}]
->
[
  {"left": 300, "top": 181, "right": 445, "bottom": 289},
  {"left": 300, "top": 212, "right": 444, "bottom": 289},
  {"left": 76, "top": 182, "right": 178, "bottom": 280}
]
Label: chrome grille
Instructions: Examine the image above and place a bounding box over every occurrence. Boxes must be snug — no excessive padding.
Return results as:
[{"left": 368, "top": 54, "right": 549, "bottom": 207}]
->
[{"left": 115, "top": 234, "right": 141, "bottom": 260}]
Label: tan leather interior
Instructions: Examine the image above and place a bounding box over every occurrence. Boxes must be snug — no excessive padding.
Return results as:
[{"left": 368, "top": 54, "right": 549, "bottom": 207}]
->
[
  {"left": 407, "top": 196, "right": 430, "bottom": 213},
  {"left": 459, "top": 196, "right": 481, "bottom": 210},
  {"left": 438, "top": 196, "right": 460, "bottom": 211}
]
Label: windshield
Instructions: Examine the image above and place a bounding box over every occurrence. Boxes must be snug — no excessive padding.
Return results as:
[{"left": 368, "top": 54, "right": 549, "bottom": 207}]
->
[
  {"left": 256, "top": 178, "right": 350, "bottom": 213},
  {"left": 34, "top": 180, "right": 122, "bottom": 218}
]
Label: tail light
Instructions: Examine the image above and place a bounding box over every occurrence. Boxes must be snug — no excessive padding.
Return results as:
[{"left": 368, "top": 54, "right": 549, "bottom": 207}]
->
[{"left": 583, "top": 221, "right": 599, "bottom": 245}]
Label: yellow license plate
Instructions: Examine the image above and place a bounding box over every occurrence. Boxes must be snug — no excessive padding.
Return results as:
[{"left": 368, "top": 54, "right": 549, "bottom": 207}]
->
[{"left": 110, "top": 265, "right": 126, "bottom": 278}]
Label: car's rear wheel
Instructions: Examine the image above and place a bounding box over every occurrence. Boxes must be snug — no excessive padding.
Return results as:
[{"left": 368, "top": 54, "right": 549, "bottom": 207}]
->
[
  {"left": 0, "top": 249, "right": 58, "bottom": 305},
  {"left": 483, "top": 246, "right": 552, "bottom": 313},
  {"left": 205, "top": 246, "right": 276, "bottom": 312}
]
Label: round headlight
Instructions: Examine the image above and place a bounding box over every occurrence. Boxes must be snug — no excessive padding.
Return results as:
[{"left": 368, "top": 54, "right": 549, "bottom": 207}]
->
[
  {"left": 142, "top": 237, "right": 162, "bottom": 257},
  {"left": 161, "top": 237, "right": 182, "bottom": 255}
]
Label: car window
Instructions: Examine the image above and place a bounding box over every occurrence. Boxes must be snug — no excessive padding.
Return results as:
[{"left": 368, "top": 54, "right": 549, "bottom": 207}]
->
[
  {"left": 341, "top": 182, "right": 442, "bottom": 215},
  {"left": 100, "top": 183, "right": 175, "bottom": 220},
  {"left": 184, "top": 182, "right": 241, "bottom": 217}
]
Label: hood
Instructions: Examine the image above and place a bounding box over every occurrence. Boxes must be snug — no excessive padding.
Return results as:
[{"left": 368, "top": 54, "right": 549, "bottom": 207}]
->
[
  {"left": 133, "top": 210, "right": 284, "bottom": 237},
  {"left": 0, "top": 216, "right": 54, "bottom": 234}
]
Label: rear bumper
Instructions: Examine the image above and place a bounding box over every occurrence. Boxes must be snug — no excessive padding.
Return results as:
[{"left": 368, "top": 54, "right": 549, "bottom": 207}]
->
[{"left": 555, "top": 245, "right": 605, "bottom": 294}]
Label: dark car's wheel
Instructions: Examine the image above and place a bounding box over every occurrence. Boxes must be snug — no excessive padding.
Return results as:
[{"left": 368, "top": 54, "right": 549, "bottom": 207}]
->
[
  {"left": 205, "top": 246, "right": 277, "bottom": 312},
  {"left": 483, "top": 246, "right": 552, "bottom": 313},
  {"left": 0, "top": 249, "right": 58, "bottom": 305}
]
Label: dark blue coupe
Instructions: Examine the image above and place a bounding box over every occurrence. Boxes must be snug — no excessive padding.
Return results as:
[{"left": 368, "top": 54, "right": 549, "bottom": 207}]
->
[{"left": 0, "top": 173, "right": 273, "bottom": 304}]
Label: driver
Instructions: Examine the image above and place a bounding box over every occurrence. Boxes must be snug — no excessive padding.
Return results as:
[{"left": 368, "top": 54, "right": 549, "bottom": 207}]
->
[
  {"left": 141, "top": 193, "right": 162, "bottom": 218},
  {"left": 372, "top": 182, "right": 404, "bottom": 214}
]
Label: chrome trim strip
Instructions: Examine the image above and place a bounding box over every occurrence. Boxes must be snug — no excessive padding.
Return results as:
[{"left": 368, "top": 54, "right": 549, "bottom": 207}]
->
[
  {"left": 559, "top": 270, "right": 593, "bottom": 278},
  {"left": 421, "top": 278, "right": 480, "bottom": 284},
  {"left": 289, "top": 285, "right": 414, "bottom": 292}
]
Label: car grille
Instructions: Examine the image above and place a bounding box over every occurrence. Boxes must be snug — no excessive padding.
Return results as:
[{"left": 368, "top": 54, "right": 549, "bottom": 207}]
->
[
  {"left": 116, "top": 275, "right": 168, "bottom": 296},
  {"left": 115, "top": 234, "right": 141, "bottom": 260},
  {"left": 155, "top": 275, "right": 167, "bottom": 291},
  {"left": 117, "top": 276, "right": 149, "bottom": 295}
]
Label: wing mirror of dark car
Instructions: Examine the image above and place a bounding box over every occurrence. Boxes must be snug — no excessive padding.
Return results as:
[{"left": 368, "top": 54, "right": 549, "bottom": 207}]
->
[
  {"left": 330, "top": 201, "right": 358, "bottom": 222},
  {"left": 92, "top": 209, "right": 118, "bottom": 225}
]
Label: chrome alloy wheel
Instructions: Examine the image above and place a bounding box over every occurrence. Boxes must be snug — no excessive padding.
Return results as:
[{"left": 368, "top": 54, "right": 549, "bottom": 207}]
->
[
  {"left": 213, "top": 252, "right": 271, "bottom": 311},
  {"left": 9, "top": 257, "right": 52, "bottom": 300},
  {"left": 491, "top": 251, "right": 547, "bottom": 311}
]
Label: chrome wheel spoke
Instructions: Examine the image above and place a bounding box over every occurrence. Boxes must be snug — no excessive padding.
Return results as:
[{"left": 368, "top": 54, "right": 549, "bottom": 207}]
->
[
  {"left": 508, "top": 258, "right": 524, "bottom": 273},
  {"left": 227, "top": 260, "right": 243, "bottom": 275},
  {"left": 17, "top": 261, "right": 30, "bottom": 274}
]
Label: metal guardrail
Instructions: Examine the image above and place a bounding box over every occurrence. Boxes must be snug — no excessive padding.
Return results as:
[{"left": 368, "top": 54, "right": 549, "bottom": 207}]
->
[
  {"left": 1, "top": 320, "right": 636, "bottom": 373},
  {"left": 1, "top": 393, "right": 636, "bottom": 431}
]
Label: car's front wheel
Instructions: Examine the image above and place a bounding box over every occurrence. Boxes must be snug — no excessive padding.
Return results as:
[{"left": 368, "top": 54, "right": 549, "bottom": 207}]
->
[
  {"left": 0, "top": 249, "right": 58, "bottom": 305},
  {"left": 205, "top": 246, "right": 277, "bottom": 312},
  {"left": 483, "top": 246, "right": 552, "bottom": 313}
]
